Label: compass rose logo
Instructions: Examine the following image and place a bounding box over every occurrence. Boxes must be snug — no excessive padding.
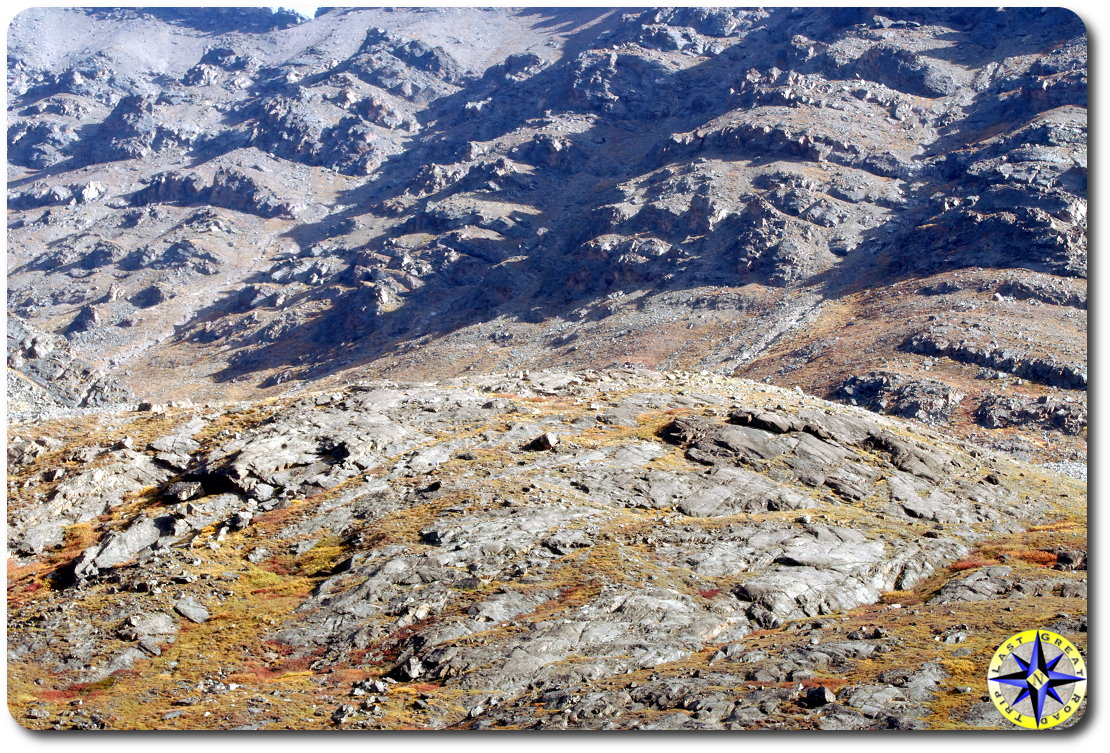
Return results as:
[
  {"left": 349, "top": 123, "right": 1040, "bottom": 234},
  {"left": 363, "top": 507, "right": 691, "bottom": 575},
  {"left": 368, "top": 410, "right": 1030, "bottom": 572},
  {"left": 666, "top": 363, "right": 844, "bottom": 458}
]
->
[{"left": 988, "top": 629, "right": 1086, "bottom": 729}]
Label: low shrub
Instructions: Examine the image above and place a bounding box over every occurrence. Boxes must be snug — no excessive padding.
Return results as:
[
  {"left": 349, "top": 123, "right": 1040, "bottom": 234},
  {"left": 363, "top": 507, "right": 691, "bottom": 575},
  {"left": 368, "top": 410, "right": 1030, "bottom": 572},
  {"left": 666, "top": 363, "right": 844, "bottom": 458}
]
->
[
  {"left": 880, "top": 590, "right": 921, "bottom": 606},
  {"left": 1014, "top": 550, "right": 1058, "bottom": 567},
  {"left": 950, "top": 557, "right": 996, "bottom": 571}
]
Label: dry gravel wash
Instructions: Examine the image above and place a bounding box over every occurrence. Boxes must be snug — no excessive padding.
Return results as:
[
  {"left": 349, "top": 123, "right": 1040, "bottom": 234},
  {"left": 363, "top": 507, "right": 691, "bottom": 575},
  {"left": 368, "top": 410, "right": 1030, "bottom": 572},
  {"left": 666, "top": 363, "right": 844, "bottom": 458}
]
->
[{"left": 7, "top": 369, "right": 1086, "bottom": 730}]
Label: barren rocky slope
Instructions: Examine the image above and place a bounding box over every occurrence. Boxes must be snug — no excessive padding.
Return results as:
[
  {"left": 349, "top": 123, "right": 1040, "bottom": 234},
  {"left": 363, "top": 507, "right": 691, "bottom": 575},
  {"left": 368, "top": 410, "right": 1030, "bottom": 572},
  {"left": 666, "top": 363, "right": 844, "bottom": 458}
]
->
[
  {"left": 6, "top": 6, "right": 1088, "bottom": 731},
  {"left": 6, "top": 6, "right": 1086, "bottom": 461},
  {"left": 6, "top": 369, "right": 1087, "bottom": 729}
]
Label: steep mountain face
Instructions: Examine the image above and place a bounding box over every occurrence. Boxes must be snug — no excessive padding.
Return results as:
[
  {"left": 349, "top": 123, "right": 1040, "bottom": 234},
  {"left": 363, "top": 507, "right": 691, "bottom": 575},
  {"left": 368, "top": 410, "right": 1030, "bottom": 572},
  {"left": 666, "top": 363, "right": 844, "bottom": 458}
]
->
[
  {"left": 6, "top": 7, "right": 1087, "bottom": 732},
  {"left": 6, "top": 6, "right": 1086, "bottom": 462}
]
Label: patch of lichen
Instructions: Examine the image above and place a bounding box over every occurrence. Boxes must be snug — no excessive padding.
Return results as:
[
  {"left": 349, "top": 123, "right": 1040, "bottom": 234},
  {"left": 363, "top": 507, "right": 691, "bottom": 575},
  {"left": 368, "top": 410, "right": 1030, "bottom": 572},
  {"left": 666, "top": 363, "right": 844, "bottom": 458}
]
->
[
  {"left": 185, "top": 402, "right": 283, "bottom": 451},
  {"left": 7, "top": 520, "right": 108, "bottom": 606},
  {"left": 65, "top": 560, "right": 331, "bottom": 728},
  {"left": 567, "top": 539, "right": 645, "bottom": 589},
  {"left": 292, "top": 537, "right": 351, "bottom": 577},
  {"left": 348, "top": 484, "right": 490, "bottom": 552},
  {"left": 7, "top": 664, "right": 50, "bottom": 728},
  {"left": 375, "top": 683, "right": 470, "bottom": 729}
]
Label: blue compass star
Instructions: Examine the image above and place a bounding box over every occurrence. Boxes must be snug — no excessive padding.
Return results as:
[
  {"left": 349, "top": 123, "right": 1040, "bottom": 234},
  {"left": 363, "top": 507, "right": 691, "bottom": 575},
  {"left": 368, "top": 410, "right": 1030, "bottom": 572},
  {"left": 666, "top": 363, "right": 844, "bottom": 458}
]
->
[{"left": 991, "top": 632, "right": 1085, "bottom": 728}]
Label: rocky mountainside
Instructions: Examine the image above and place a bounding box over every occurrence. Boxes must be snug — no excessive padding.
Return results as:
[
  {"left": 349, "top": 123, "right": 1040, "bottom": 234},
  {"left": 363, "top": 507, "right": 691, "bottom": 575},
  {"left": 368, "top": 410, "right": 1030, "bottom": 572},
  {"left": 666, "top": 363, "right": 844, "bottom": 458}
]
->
[
  {"left": 6, "top": 7, "right": 1087, "bottom": 731},
  {"left": 6, "top": 6, "right": 1086, "bottom": 462}
]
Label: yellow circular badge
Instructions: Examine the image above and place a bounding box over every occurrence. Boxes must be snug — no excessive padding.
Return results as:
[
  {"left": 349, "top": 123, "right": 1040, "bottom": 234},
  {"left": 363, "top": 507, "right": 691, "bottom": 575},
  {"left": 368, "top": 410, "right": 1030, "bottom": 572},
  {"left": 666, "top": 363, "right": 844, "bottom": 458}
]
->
[{"left": 987, "top": 629, "right": 1086, "bottom": 729}]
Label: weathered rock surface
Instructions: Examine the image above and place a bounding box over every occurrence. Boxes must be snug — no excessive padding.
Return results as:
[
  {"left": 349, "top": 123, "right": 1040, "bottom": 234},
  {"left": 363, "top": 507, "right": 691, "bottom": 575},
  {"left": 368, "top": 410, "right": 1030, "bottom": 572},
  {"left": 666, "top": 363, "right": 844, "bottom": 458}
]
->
[
  {"left": 837, "top": 371, "right": 964, "bottom": 424},
  {"left": 6, "top": 370, "right": 1087, "bottom": 730},
  {"left": 928, "top": 566, "right": 1087, "bottom": 605},
  {"left": 7, "top": 316, "right": 137, "bottom": 413},
  {"left": 977, "top": 394, "right": 1086, "bottom": 436},
  {"left": 903, "top": 328, "right": 1086, "bottom": 390}
]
